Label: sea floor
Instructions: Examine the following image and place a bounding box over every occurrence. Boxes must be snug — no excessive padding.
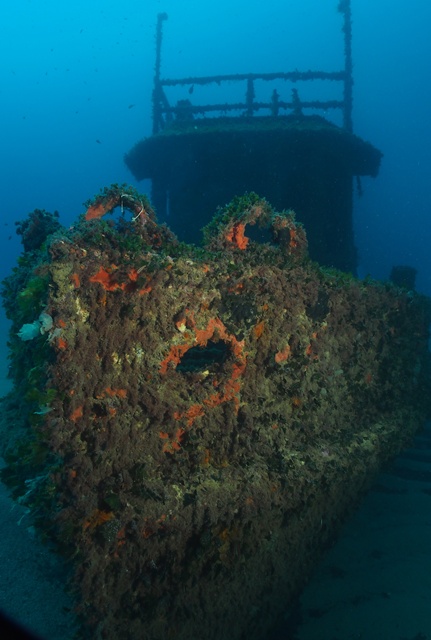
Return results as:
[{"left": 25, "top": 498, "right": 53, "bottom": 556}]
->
[
  {"left": 287, "top": 422, "right": 431, "bottom": 640},
  {"left": 0, "top": 308, "right": 430, "bottom": 640}
]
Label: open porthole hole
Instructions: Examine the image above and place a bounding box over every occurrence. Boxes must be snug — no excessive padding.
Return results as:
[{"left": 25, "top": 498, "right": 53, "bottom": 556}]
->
[
  {"left": 176, "top": 340, "right": 230, "bottom": 373},
  {"left": 244, "top": 223, "right": 274, "bottom": 245}
]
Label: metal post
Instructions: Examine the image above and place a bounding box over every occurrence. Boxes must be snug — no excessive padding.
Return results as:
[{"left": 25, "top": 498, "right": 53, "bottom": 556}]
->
[
  {"left": 153, "top": 12, "right": 168, "bottom": 134},
  {"left": 339, "top": 0, "right": 353, "bottom": 131},
  {"left": 246, "top": 77, "right": 255, "bottom": 117}
]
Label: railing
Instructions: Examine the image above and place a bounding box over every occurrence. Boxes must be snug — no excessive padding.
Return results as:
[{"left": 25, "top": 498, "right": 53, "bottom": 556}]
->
[{"left": 152, "top": 1, "right": 353, "bottom": 135}]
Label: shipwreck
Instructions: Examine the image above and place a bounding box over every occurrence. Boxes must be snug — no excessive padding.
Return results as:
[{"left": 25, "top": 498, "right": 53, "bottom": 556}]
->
[
  {"left": 0, "top": 188, "right": 429, "bottom": 639},
  {"left": 0, "top": 3, "right": 429, "bottom": 640}
]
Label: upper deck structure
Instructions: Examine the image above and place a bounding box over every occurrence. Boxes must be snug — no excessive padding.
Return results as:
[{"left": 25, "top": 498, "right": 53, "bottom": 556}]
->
[{"left": 125, "top": 2, "right": 382, "bottom": 273}]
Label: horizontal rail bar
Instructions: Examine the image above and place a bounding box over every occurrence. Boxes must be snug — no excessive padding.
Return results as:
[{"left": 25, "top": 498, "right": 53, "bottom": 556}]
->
[
  {"left": 162, "top": 99, "right": 344, "bottom": 115},
  {"left": 160, "top": 70, "right": 346, "bottom": 87}
]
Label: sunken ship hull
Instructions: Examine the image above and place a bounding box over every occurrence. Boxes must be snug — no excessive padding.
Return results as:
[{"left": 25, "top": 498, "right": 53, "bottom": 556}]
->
[{"left": 1, "top": 189, "right": 430, "bottom": 640}]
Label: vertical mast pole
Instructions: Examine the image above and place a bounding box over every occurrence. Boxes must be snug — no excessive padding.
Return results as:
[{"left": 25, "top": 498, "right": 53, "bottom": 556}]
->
[
  {"left": 340, "top": 0, "right": 353, "bottom": 131},
  {"left": 153, "top": 12, "right": 168, "bottom": 134}
]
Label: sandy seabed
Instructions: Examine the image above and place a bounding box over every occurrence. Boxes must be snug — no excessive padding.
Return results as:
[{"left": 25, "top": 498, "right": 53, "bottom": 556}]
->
[{"left": 0, "top": 308, "right": 430, "bottom": 640}]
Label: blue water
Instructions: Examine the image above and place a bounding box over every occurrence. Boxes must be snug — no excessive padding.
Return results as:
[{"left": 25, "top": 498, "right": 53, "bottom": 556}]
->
[{"left": 1, "top": 1, "right": 430, "bottom": 638}]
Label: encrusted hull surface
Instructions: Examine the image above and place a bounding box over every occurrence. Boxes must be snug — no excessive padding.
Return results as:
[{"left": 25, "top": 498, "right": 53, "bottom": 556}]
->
[{"left": 1, "top": 189, "right": 429, "bottom": 640}]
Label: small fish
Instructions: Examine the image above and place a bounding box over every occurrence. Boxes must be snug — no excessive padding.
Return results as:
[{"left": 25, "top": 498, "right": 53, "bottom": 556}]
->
[
  {"left": 96, "top": 139, "right": 102, "bottom": 144},
  {"left": 128, "top": 104, "right": 135, "bottom": 109},
  {"left": 188, "top": 85, "right": 194, "bottom": 95}
]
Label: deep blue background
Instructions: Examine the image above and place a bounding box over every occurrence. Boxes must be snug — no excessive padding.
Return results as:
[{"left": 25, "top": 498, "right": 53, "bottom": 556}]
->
[{"left": 1, "top": 0, "right": 430, "bottom": 295}]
